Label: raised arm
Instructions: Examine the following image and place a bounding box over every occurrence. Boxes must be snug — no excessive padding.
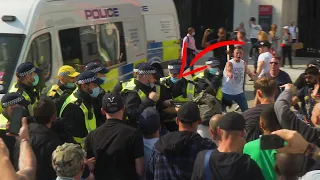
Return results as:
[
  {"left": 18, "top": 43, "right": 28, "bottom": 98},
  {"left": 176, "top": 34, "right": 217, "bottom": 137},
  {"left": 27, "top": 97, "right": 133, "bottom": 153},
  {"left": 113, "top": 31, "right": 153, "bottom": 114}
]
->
[
  {"left": 16, "top": 139, "right": 36, "bottom": 180},
  {"left": 226, "top": 61, "right": 233, "bottom": 78},
  {"left": 201, "top": 29, "right": 211, "bottom": 48}
]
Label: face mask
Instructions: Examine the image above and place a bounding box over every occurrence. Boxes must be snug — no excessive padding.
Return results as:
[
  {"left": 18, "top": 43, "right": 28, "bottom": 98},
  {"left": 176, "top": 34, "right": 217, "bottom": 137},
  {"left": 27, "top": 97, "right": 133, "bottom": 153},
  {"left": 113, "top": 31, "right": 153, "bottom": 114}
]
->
[
  {"left": 192, "top": 32, "right": 195, "bottom": 36},
  {"left": 66, "top": 82, "right": 76, "bottom": 89},
  {"left": 90, "top": 86, "right": 100, "bottom": 98},
  {"left": 99, "top": 76, "right": 107, "bottom": 84},
  {"left": 32, "top": 74, "right": 39, "bottom": 86},
  {"left": 170, "top": 77, "right": 180, "bottom": 84},
  {"left": 209, "top": 68, "right": 218, "bottom": 75}
]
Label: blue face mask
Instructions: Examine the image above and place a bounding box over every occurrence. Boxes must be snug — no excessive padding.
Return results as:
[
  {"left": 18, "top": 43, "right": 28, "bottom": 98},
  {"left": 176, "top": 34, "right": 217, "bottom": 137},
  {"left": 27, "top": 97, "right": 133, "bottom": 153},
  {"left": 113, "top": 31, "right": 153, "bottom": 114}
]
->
[
  {"left": 209, "top": 68, "right": 218, "bottom": 75},
  {"left": 99, "top": 76, "right": 107, "bottom": 84},
  {"left": 170, "top": 77, "right": 180, "bottom": 84},
  {"left": 32, "top": 74, "right": 39, "bottom": 86},
  {"left": 90, "top": 86, "right": 100, "bottom": 98},
  {"left": 66, "top": 82, "right": 76, "bottom": 89}
]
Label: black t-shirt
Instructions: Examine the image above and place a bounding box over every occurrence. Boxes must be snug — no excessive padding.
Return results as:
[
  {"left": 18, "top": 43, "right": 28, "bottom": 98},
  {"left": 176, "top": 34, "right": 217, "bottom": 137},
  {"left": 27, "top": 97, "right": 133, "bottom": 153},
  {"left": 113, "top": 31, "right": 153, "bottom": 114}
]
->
[
  {"left": 192, "top": 149, "right": 264, "bottom": 180},
  {"left": 242, "top": 104, "right": 270, "bottom": 142},
  {"left": 85, "top": 119, "right": 144, "bottom": 180},
  {"left": 297, "top": 86, "right": 316, "bottom": 119},
  {"left": 209, "top": 39, "right": 227, "bottom": 70},
  {"left": 294, "top": 73, "right": 307, "bottom": 90}
]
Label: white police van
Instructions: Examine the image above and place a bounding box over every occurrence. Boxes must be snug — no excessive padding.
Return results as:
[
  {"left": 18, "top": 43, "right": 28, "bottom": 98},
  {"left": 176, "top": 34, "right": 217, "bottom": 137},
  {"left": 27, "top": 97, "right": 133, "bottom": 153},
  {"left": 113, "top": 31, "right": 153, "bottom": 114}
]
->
[
  {"left": 0, "top": 0, "right": 147, "bottom": 95},
  {"left": 138, "top": 0, "right": 181, "bottom": 76}
]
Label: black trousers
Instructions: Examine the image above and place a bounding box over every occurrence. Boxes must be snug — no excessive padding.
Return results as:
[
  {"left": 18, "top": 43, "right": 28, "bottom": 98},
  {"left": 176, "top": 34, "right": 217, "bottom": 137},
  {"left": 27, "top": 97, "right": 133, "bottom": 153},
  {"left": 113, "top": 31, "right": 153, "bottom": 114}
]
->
[
  {"left": 282, "top": 45, "right": 292, "bottom": 66},
  {"left": 250, "top": 38, "right": 258, "bottom": 57}
]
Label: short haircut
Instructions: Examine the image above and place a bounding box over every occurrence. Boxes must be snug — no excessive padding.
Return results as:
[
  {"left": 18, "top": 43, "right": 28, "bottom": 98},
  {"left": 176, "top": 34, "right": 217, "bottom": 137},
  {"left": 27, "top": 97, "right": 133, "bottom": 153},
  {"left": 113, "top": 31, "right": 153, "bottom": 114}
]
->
[
  {"left": 238, "top": 31, "right": 246, "bottom": 37},
  {"left": 33, "top": 99, "right": 57, "bottom": 125},
  {"left": 272, "top": 57, "right": 281, "bottom": 61},
  {"left": 234, "top": 46, "right": 243, "bottom": 50},
  {"left": 260, "top": 104, "right": 281, "bottom": 132},
  {"left": 305, "top": 66, "right": 319, "bottom": 76},
  {"left": 254, "top": 77, "right": 277, "bottom": 98}
]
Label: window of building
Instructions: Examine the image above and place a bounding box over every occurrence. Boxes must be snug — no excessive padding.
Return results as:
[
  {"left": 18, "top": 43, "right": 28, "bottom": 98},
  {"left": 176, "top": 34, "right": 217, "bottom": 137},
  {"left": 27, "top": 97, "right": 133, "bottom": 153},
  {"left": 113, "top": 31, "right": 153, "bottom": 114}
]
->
[{"left": 26, "top": 33, "right": 52, "bottom": 80}]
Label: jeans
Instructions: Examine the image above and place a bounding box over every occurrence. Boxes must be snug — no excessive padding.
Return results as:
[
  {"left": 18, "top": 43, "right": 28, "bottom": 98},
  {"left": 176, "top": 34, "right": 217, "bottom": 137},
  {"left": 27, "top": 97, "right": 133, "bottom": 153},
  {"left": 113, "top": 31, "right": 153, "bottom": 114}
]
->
[
  {"left": 282, "top": 45, "right": 292, "bottom": 66},
  {"left": 184, "top": 52, "right": 195, "bottom": 74},
  {"left": 250, "top": 38, "right": 258, "bottom": 57},
  {"left": 222, "top": 93, "right": 248, "bottom": 112}
]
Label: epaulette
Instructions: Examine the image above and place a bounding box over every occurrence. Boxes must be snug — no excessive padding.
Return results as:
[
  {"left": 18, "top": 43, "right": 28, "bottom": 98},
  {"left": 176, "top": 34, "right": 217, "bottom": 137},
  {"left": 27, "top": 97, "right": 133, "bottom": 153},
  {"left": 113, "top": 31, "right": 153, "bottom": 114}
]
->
[{"left": 47, "top": 91, "right": 57, "bottom": 97}]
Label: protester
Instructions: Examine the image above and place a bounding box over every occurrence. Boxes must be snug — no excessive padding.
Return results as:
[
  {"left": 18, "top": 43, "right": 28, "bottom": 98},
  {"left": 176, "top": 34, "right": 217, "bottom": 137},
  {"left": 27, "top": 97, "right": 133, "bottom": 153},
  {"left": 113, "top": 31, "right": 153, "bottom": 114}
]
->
[
  {"left": 191, "top": 112, "right": 264, "bottom": 180},
  {"left": 209, "top": 114, "right": 224, "bottom": 143},
  {"left": 294, "top": 58, "right": 320, "bottom": 90},
  {"left": 182, "top": 27, "right": 198, "bottom": 74},
  {"left": 255, "top": 41, "right": 272, "bottom": 78},
  {"left": 147, "top": 101, "right": 216, "bottom": 180},
  {"left": 85, "top": 92, "right": 144, "bottom": 180},
  {"left": 281, "top": 26, "right": 293, "bottom": 68},
  {"left": 249, "top": 17, "right": 262, "bottom": 59},
  {"left": 275, "top": 153, "right": 304, "bottom": 180}
]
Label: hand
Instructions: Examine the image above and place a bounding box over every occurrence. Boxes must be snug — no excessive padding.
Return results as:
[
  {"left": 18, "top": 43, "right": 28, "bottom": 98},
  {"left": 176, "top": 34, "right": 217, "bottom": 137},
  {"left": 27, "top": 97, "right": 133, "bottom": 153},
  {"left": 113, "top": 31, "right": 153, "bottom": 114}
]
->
[
  {"left": 85, "top": 157, "right": 96, "bottom": 171},
  {"left": 87, "top": 173, "right": 95, "bottom": 180},
  {"left": 280, "top": 84, "right": 297, "bottom": 95},
  {"left": 148, "top": 91, "right": 159, "bottom": 102},
  {"left": 6, "top": 117, "right": 29, "bottom": 142},
  {"left": 204, "top": 29, "right": 210, "bottom": 36},
  {"left": 175, "top": 107, "right": 180, "bottom": 112},
  {"left": 272, "top": 129, "right": 308, "bottom": 154},
  {"left": 163, "top": 99, "right": 172, "bottom": 107},
  {"left": 0, "top": 138, "right": 9, "bottom": 159}
]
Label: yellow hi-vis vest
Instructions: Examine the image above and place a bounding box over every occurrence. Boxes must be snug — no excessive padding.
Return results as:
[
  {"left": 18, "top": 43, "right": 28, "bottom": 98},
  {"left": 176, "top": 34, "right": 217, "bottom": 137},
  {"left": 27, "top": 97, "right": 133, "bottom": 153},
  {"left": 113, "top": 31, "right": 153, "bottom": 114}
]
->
[
  {"left": 59, "top": 93, "right": 97, "bottom": 148},
  {"left": 9, "top": 82, "right": 37, "bottom": 116},
  {"left": 160, "top": 76, "right": 195, "bottom": 103},
  {"left": 193, "top": 72, "right": 223, "bottom": 101},
  {"left": 47, "top": 84, "right": 63, "bottom": 98},
  {"left": 0, "top": 114, "right": 8, "bottom": 130},
  {"left": 121, "top": 78, "right": 161, "bottom": 101}
]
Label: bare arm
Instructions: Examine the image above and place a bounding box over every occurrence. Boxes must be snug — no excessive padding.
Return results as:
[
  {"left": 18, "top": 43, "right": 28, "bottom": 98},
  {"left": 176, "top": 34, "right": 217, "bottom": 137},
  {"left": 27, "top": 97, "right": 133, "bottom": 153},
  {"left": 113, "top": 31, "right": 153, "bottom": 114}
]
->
[
  {"left": 226, "top": 62, "right": 233, "bottom": 78},
  {"left": 256, "top": 61, "right": 264, "bottom": 75},
  {"left": 16, "top": 140, "right": 36, "bottom": 180},
  {"left": 0, "top": 138, "right": 18, "bottom": 180},
  {"left": 296, "top": 27, "right": 299, "bottom": 41},
  {"left": 289, "top": 34, "right": 293, "bottom": 43},
  {"left": 201, "top": 30, "right": 210, "bottom": 48},
  {"left": 245, "top": 61, "right": 254, "bottom": 79},
  {"left": 135, "top": 157, "right": 144, "bottom": 177}
]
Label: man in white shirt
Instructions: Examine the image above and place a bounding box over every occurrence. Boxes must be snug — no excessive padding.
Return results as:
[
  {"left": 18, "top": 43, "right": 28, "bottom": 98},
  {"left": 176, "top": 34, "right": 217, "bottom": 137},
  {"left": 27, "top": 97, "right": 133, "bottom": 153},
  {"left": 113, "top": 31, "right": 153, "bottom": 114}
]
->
[
  {"left": 249, "top": 17, "right": 262, "bottom": 58},
  {"left": 289, "top": 21, "right": 299, "bottom": 43},
  {"left": 182, "top": 27, "right": 197, "bottom": 76},
  {"left": 222, "top": 46, "right": 250, "bottom": 112},
  {"left": 256, "top": 41, "right": 272, "bottom": 78}
]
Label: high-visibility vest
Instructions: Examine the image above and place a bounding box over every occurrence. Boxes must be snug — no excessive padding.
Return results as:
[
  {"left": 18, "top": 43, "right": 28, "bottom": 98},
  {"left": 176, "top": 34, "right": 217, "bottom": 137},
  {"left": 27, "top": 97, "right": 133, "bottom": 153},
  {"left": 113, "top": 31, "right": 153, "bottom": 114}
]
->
[
  {"left": 0, "top": 114, "right": 8, "bottom": 130},
  {"left": 9, "top": 82, "right": 38, "bottom": 116},
  {"left": 59, "top": 93, "right": 97, "bottom": 148},
  {"left": 193, "top": 72, "right": 223, "bottom": 101},
  {"left": 47, "top": 84, "right": 64, "bottom": 98},
  {"left": 121, "top": 78, "right": 161, "bottom": 101},
  {"left": 161, "top": 76, "right": 195, "bottom": 103}
]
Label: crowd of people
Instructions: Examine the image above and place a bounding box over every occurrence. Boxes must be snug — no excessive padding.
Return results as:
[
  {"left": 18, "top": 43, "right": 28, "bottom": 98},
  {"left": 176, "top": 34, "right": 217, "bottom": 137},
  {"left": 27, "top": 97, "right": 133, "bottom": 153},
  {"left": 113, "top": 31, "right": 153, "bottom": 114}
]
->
[{"left": 0, "top": 16, "right": 320, "bottom": 180}]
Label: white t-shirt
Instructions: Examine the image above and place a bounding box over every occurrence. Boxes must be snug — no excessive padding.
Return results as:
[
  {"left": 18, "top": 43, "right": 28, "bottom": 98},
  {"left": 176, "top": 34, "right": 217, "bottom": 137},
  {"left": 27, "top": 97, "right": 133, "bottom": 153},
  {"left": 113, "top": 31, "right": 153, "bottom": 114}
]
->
[
  {"left": 257, "top": 52, "right": 272, "bottom": 77},
  {"left": 250, "top": 24, "right": 262, "bottom": 39},
  {"left": 222, "top": 59, "right": 245, "bottom": 95},
  {"left": 289, "top": 26, "right": 299, "bottom": 39}
]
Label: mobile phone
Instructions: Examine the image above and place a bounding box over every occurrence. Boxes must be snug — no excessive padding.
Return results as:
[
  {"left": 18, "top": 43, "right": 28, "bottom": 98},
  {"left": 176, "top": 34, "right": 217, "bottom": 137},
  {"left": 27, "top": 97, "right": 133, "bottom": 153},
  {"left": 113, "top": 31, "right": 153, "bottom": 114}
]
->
[
  {"left": 210, "top": 29, "right": 214, "bottom": 34},
  {"left": 260, "top": 134, "right": 285, "bottom": 150},
  {"left": 8, "top": 107, "right": 28, "bottom": 135}
]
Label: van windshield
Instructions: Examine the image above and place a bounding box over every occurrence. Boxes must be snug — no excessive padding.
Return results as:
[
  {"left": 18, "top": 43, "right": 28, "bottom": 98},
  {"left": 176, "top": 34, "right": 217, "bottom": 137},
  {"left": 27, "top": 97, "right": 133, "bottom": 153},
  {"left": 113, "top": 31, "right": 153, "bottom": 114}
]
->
[{"left": 0, "top": 34, "right": 24, "bottom": 94}]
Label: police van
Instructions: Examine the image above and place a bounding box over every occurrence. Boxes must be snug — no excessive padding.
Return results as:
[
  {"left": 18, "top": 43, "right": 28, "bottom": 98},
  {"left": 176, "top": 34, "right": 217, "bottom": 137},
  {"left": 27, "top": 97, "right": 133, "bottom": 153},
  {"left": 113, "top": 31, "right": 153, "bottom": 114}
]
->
[
  {"left": 138, "top": 0, "right": 181, "bottom": 76},
  {"left": 0, "top": 0, "right": 147, "bottom": 96}
]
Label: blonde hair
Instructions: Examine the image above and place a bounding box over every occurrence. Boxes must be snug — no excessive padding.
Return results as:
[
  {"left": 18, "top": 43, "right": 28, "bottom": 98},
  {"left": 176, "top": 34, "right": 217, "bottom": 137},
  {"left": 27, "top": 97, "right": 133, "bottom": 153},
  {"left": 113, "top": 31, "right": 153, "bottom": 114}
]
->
[
  {"left": 269, "top": 24, "right": 277, "bottom": 39},
  {"left": 258, "top": 31, "right": 269, "bottom": 41}
]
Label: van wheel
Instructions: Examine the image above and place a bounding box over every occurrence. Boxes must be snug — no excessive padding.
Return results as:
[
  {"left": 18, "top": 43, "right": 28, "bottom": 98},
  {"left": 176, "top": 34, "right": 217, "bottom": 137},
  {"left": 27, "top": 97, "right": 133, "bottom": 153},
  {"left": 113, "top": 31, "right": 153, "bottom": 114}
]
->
[{"left": 151, "top": 63, "right": 164, "bottom": 78}]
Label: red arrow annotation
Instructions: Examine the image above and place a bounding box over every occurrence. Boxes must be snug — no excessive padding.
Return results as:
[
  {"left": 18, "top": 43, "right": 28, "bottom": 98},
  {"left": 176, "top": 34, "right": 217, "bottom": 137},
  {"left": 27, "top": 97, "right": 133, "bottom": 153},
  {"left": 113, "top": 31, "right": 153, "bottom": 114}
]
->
[{"left": 178, "top": 41, "right": 246, "bottom": 78}]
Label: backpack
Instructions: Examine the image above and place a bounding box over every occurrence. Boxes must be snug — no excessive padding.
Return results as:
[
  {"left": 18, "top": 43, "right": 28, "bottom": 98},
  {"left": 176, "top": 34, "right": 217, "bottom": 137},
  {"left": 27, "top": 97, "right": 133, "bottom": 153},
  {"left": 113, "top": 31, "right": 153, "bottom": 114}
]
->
[{"left": 193, "top": 91, "right": 222, "bottom": 125}]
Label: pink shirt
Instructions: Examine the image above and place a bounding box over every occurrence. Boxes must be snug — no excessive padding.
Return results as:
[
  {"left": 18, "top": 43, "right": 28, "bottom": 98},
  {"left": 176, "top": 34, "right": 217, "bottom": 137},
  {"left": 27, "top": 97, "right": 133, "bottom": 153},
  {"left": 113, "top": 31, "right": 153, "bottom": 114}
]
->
[{"left": 181, "top": 34, "right": 196, "bottom": 55}]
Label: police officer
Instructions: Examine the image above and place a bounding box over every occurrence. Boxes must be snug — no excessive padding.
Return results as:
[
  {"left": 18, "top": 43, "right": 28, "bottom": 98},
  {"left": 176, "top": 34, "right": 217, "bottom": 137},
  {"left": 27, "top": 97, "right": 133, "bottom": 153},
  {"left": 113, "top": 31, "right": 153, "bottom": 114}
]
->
[
  {"left": 10, "top": 62, "right": 41, "bottom": 115},
  {"left": 47, "top": 65, "right": 80, "bottom": 99},
  {"left": 85, "top": 62, "right": 109, "bottom": 126},
  {"left": 119, "top": 63, "right": 160, "bottom": 127},
  {"left": 193, "top": 57, "right": 223, "bottom": 101},
  {"left": 113, "top": 63, "right": 143, "bottom": 93},
  {"left": 59, "top": 71, "right": 104, "bottom": 148},
  {"left": 0, "top": 92, "right": 30, "bottom": 163}
]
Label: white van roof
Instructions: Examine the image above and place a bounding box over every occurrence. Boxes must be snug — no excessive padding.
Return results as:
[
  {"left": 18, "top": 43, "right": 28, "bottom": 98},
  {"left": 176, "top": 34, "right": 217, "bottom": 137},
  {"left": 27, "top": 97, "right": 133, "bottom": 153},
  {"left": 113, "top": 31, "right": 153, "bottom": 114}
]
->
[
  {"left": 138, "top": 0, "right": 177, "bottom": 15},
  {"left": 0, "top": 0, "right": 143, "bottom": 35}
]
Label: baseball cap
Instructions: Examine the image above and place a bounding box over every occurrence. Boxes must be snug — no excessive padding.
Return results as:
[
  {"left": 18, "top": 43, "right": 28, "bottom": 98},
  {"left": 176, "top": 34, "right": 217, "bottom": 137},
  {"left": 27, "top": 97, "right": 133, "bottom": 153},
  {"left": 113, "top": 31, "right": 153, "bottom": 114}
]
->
[
  {"left": 77, "top": 71, "right": 104, "bottom": 85},
  {"left": 16, "top": 62, "right": 41, "bottom": 78},
  {"left": 249, "top": 17, "right": 256, "bottom": 21},
  {"left": 136, "top": 63, "right": 157, "bottom": 75},
  {"left": 85, "top": 62, "right": 109, "bottom": 74},
  {"left": 52, "top": 143, "right": 86, "bottom": 178},
  {"left": 139, "top": 107, "right": 160, "bottom": 134},
  {"left": 57, "top": 65, "right": 80, "bottom": 78},
  {"left": 177, "top": 101, "right": 201, "bottom": 123},
  {"left": 206, "top": 57, "right": 220, "bottom": 67},
  {"left": 168, "top": 60, "right": 181, "bottom": 74},
  {"left": 218, "top": 112, "right": 245, "bottom": 131},
  {"left": 1, "top": 92, "right": 30, "bottom": 108},
  {"left": 308, "top": 59, "right": 320, "bottom": 69},
  {"left": 283, "top": 26, "right": 289, "bottom": 29},
  {"left": 259, "top": 40, "right": 271, "bottom": 48},
  {"left": 102, "top": 92, "right": 124, "bottom": 114}
]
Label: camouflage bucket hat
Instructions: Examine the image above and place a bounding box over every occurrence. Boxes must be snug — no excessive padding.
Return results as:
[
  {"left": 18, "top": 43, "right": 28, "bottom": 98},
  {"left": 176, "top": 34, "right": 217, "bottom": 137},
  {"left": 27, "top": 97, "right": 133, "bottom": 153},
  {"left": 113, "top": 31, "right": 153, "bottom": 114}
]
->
[{"left": 52, "top": 143, "right": 86, "bottom": 177}]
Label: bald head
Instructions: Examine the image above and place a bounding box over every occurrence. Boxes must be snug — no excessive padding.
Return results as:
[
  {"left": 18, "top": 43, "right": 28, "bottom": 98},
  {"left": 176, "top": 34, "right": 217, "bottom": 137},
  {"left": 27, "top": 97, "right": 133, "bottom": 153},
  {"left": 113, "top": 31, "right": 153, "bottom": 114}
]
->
[{"left": 209, "top": 114, "right": 223, "bottom": 130}]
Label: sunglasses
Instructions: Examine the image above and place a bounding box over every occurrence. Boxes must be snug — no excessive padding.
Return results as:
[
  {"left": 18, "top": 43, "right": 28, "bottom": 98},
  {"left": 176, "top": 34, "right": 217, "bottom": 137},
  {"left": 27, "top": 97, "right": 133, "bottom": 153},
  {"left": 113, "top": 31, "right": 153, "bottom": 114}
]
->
[{"left": 270, "top": 62, "right": 279, "bottom": 65}]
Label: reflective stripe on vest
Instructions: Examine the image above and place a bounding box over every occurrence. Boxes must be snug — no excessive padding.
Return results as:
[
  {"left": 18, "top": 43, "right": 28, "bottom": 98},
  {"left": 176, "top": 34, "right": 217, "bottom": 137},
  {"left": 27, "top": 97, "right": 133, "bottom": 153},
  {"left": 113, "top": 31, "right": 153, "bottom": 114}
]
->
[
  {"left": 0, "top": 114, "right": 8, "bottom": 130},
  {"left": 47, "top": 84, "right": 63, "bottom": 97},
  {"left": 121, "top": 79, "right": 148, "bottom": 101},
  {"left": 193, "top": 72, "right": 205, "bottom": 80},
  {"left": 173, "top": 83, "right": 195, "bottom": 102},
  {"left": 9, "top": 82, "right": 37, "bottom": 116},
  {"left": 59, "top": 93, "right": 97, "bottom": 148}
]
